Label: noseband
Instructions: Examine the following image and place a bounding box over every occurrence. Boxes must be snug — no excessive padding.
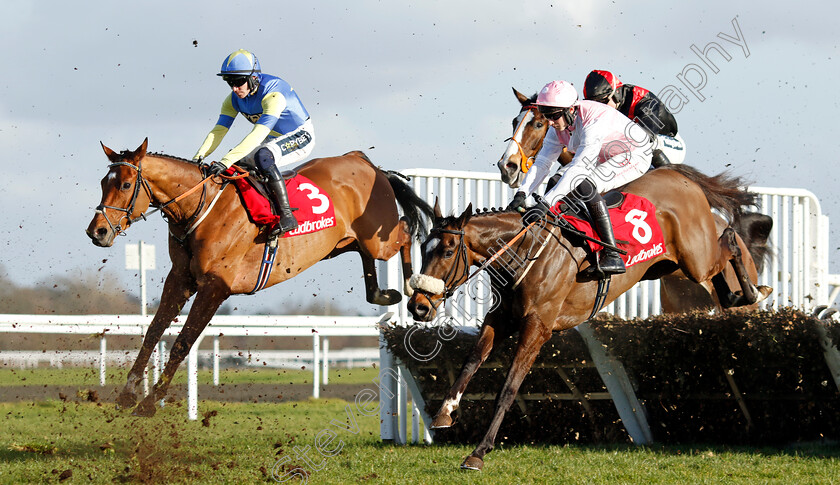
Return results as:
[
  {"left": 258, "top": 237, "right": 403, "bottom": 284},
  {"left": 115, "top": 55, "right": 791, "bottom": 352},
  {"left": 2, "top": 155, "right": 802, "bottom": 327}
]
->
[{"left": 503, "top": 105, "right": 542, "bottom": 174}]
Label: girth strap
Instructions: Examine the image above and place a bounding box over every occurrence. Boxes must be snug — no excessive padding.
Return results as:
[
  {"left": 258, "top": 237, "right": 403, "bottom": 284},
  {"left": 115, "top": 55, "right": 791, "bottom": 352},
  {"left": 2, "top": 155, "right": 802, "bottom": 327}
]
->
[{"left": 248, "top": 236, "right": 280, "bottom": 295}]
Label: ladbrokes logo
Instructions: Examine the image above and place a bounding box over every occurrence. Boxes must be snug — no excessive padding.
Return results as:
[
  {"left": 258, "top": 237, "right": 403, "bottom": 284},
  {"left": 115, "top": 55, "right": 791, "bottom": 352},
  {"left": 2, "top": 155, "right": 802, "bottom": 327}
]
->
[
  {"left": 284, "top": 216, "right": 336, "bottom": 237},
  {"left": 626, "top": 242, "right": 664, "bottom": 267}
]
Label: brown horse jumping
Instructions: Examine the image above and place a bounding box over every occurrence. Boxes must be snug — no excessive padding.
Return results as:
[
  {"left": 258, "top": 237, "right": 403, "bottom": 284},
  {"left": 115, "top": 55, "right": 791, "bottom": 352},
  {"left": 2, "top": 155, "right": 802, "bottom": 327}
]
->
[
  {"left": 498, "top": 87, "right": 773, "bottom": 313},
  {"left": 406, "top": 166, "right": 772, "bottom": 470},
  {"left": 86, "top": 138, "right": 433, "bottom": 416}
]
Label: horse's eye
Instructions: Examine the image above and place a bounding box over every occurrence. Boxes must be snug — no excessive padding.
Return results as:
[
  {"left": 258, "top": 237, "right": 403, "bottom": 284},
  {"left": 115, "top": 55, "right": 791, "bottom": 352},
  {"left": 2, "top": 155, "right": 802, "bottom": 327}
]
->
[
  {"left": 122, "top": 182, "right": 132, "bottom": 190},
  {"left": 535, "top": 122, "right": 544, "bottom": 129},
  {"left": 444, "top": 250, "right": 454, "bottom": 258}
]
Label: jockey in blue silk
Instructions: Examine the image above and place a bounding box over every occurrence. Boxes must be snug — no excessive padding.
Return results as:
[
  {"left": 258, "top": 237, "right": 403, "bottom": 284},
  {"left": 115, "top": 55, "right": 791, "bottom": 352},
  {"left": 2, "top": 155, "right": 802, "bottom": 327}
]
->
[{"left": 193, "top": 49, "right": 315, "bottom": 235}]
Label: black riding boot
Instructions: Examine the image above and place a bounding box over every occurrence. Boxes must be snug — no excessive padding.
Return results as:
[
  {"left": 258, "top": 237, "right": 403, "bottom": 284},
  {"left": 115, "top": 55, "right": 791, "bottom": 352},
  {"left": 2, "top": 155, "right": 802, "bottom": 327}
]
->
[
  {"left": 264, "top": 166, "right": 298, "bottom": 235},
  {"left": 651, "top": 149, "right": 672, "bottom": 169},
  {"left": 584, "top": 193, "right": 626, "bottom": 276}
]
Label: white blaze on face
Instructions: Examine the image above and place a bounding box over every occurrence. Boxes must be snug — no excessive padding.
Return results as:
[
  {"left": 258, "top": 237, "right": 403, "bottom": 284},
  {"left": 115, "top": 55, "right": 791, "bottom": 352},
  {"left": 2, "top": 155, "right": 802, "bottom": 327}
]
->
[
  {"left": 107, "top": 171, "right": 118, "bottom": 183},
  {"left": 424, "top": 237, "right": 441, "bottom": 261},
  {"left": 501, "top": 109, "right": 534, "bottom": 163}
]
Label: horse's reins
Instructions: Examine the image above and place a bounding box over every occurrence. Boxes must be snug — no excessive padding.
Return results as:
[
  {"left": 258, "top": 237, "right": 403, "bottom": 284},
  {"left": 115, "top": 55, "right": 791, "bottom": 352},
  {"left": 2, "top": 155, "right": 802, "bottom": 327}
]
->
[
  {"left": 96, "top": 160, "right": 248, "bottom": 237},
  {"left": 431, "top": 221, "right": 537, "bottom": 300}
]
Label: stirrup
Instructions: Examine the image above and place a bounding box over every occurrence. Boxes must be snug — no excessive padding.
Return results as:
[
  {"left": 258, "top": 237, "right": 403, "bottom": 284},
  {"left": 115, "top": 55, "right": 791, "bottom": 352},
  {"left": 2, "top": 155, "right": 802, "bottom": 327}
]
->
[
  {"left": 269, "top": 217, "right": 298, "bottom": 237},
  {"left": 598, "top": 251, "right": 626, "bottom": 275},
  {"left": 580, "top": 251, "right": 625, "bottom": 278}
]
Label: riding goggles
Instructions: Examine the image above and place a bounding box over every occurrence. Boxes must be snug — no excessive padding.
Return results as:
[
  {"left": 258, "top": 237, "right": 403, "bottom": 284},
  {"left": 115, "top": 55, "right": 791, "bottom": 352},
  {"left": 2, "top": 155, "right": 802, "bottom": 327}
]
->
[
  {"left": 539, "top": 106, "right": 567, "bottom": 121},
  {"left": 223, "top": 75, "right": 250, "bottom": 87}
]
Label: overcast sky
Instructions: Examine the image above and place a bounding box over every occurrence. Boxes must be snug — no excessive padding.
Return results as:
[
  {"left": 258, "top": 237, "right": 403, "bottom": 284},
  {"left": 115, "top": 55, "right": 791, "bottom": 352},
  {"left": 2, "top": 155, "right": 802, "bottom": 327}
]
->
[{"left": 1, "top": 1, "right": 837, "bottom": 315}]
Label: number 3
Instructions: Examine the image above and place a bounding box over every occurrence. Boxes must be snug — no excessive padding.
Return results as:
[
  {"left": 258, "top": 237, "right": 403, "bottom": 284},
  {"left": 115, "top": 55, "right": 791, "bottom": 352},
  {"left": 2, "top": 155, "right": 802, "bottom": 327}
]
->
[
  {"left": 625, "top": 209, "right": 652, "bottom": 244},
  {"left": 297, "top": 183, "right": 330, "bottom": 214}
]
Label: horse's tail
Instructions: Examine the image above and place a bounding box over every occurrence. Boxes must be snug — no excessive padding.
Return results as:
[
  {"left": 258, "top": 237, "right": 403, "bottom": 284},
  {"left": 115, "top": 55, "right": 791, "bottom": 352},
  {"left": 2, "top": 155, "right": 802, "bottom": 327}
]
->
[
  {"left": 732, "top": 211, "right": 774, "bottom": 273},
  {"left": 384, "top": 170, "right": 435, "bottom": 239},
  {"left": 664, "top": 164, "right": 757, "bottom": 221},
  {"left": 665, "top": 164, "right": 774, "bottom": 271},
  {"left": 351, "top": 150, "right": 434, "bottom": 239}
]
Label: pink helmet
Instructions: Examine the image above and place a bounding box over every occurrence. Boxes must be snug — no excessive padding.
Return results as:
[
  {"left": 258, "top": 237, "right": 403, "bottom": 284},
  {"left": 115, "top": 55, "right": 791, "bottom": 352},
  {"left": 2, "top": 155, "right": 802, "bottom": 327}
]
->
[{"left": 535, "top": 80, "right": 579, "bottom": 108}]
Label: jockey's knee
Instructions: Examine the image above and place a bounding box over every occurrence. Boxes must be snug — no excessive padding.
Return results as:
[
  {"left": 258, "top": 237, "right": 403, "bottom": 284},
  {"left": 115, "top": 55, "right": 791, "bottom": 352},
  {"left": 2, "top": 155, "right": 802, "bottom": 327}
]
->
[{"left": 254, "top": 147, "right": 276, "bottom": 172}]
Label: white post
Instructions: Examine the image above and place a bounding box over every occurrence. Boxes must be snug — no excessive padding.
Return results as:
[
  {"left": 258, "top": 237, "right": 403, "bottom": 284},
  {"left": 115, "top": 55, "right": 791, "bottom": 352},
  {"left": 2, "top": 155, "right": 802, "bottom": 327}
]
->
[
  {"left": 322, "top": 337, "right": 329, "bottom": 385},
  {"left": 158, "top": 340, "right": 166, "bottom": 408},
  {"left": 411, "top": 398, "right": 420, "bottom": 444},
  {"left": 379, "top": 332, "right": 395, "bottom": 441},
  {"left": 187, "top": 344, "right": 198, "bottom": 421},
  {"left": 396, "top": 366, "right": 407, "bottom": 445},
  {"left": 312, "top": 334, "right": 320, "bottom": 399},
  {"left": 99, "top": 336, "right": 106, "bottom": 387},
  {"left": 213, "top": 336, "right": 220, "bottom": 386},
  {"left": 152, "top": 341, "right": 160, "bottom": 384}
]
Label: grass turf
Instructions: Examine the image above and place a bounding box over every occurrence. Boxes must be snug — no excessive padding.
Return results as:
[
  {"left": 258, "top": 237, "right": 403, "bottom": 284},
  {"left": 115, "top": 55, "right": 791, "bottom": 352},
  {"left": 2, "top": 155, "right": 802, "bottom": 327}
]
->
[{"left": 1, "top": 399, "right": 839, "bottom": 484}]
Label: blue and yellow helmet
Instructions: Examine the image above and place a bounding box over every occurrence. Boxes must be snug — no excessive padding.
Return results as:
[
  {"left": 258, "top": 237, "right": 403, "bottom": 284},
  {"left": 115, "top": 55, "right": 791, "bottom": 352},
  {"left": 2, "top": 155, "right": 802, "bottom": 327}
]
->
[{"left": 218, "top": 49, "right": 261, "bottom": 77}]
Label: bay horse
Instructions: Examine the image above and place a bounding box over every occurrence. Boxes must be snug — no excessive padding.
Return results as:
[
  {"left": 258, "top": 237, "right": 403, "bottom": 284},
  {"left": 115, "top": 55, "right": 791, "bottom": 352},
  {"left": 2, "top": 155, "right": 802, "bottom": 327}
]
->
[
  {"left": 407, "top": 166, "right": 772, "bottom": 471},
  {"left": 498, "top": 87, "right": 773, "bottom": 313},
  {"left": 86, "top": 138, "right": 433, "bottom": 416}
]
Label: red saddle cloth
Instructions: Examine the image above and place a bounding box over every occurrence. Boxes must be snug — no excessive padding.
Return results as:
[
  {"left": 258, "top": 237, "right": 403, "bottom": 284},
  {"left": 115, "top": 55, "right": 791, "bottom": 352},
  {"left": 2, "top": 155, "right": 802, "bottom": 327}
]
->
[
  {"left": 552, "top": 193, "right": 665, "bottom": 268},
  {"left": 228, "top": 170, "right": 336, "bottom": 238}
]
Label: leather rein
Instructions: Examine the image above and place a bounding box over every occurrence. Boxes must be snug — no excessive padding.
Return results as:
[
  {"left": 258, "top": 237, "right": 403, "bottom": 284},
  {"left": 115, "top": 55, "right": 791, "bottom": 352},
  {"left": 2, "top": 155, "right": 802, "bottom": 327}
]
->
[
  {"left": 429, "top": 221, "right": 537, "bottom": 300},
  {"left": 95, "top": 159, "right": 248, "bottom": 237}
]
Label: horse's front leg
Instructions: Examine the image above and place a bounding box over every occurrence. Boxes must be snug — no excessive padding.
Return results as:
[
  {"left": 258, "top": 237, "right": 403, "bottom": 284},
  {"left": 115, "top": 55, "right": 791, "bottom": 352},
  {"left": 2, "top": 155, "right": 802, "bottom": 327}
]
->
[
  {"left": 431, "top": 312, "right": 510, "bottom": 428},
  {"left": 117, "top": 249, "right": 195, "bottom": 409},
  {"left": 461, "top": 316, "right": 551, "bottom": 471},
  {"left": 132, "top": 278, "right": 229, "bottom": 417}
]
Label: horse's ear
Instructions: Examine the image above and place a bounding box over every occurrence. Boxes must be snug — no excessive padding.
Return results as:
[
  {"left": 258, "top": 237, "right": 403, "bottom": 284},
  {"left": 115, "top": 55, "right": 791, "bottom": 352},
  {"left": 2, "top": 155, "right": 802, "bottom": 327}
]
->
[
  {"left": 136, "top": 137, "right": 149, "bottom": 158},
  {"left": 513, "top": 87, "right": 530, "bottom": 106},
  {"left": 101, "top": 142, "right": 119, "bottom": 162},
  {"left": 433, "top": 197, "right": 442, "bottom": 219},
  {"left": 456, "top": 203, "right": 473, "bottom": 227}
]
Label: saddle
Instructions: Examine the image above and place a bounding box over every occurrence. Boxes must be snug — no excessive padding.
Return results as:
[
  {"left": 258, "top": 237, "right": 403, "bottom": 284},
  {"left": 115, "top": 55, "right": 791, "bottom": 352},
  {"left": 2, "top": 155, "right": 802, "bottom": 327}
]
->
[
  {"left": 555, "top": 190, "right": 626, "bottom": 222},
  {"left": 230, "top": 160, "right": 296, "bottom": 213}
]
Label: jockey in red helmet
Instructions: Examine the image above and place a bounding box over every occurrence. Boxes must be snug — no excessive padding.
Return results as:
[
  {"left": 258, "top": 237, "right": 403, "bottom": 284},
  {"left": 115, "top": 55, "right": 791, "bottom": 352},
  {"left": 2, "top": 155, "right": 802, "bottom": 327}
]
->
[{"left": 583, "top": 70, "right": 685, "bottom": 168}]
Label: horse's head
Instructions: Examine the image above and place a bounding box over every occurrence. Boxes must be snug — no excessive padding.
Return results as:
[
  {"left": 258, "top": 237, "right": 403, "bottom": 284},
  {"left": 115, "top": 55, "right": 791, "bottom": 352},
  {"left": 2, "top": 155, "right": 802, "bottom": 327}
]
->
[
  {"left": 407, "top": 200, "right": 474, "bottom": 322},
  {"left": 86, "top": 138, "right": 152, "bottom": 247},
  {"left": 497, "top": 88, "right": 550, "bottom": 188}
]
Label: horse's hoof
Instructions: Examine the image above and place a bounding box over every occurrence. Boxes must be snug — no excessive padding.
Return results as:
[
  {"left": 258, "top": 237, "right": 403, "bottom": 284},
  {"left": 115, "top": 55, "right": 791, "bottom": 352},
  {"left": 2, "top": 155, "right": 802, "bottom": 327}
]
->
[
  {"left": 757, "top": 286, "right": 773, "bottom": 303},
  {"left": 115, "top": 392, "right": 137, "bottom": 410},
  {"left": 430, "top": 414, "right": 453, "bottom": 429},
  {"left": 131, "top": 400, "right": 157, "bottom": 418},
  {"left": 460, "top": 455, "right": 483, "bottom": 471},
  {"left": 370, "top": 289, "right": 402, "bottom": 306}
]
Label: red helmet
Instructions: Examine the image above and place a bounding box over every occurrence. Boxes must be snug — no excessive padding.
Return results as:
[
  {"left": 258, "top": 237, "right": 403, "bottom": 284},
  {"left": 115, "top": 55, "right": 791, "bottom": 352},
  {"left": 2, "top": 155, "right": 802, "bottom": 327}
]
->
[{"left": 583, "top": 70, "right": 622, "bottom": 103}]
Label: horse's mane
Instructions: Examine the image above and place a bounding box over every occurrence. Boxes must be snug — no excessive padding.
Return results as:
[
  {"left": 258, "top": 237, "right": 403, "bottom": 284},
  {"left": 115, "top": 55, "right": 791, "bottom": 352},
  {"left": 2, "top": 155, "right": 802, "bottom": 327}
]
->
[
  {"left": 431, "top": 206, "right": 517, "bottom": 231},
  {"left": 148, "top": 152, "right": 197, "bottom": 165}
]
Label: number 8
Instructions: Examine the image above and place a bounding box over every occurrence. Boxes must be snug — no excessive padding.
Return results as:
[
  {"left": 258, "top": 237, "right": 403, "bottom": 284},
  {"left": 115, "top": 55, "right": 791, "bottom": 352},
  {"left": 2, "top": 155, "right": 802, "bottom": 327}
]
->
[{"left": 625, "top": 209, "right": 652, "bottom": 244}]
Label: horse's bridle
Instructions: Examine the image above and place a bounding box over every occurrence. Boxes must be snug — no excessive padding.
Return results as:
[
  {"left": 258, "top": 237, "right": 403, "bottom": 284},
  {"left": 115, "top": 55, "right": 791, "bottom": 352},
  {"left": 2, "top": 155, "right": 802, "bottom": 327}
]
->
[
  {"left": 95, "top": 159, "right": 241, "bottom": 238},
  {"left": 94, "top": 160, "right": 155, "bottom": 236},
  {"left": 425, "top": 228, "right": 471, "bottom": 300},
  {"left": 503, "top": 105, "right": 543, "bottom": 174},
  {"left": 421, "top": 220, "right": 539, "bottom": 301}
]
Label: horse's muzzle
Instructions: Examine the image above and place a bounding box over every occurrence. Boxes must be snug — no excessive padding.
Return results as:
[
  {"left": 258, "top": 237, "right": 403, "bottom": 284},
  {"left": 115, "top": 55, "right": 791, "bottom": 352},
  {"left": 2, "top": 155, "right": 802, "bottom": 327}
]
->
[
  {"left": 86, "top": 218, "right": 116, "bottom": 248},
  {"left": 497, "top": 158, "right": 522, "bottom": 188},
  {"left": 407, "top": 293, "right": 436, "bottom": 322}
]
